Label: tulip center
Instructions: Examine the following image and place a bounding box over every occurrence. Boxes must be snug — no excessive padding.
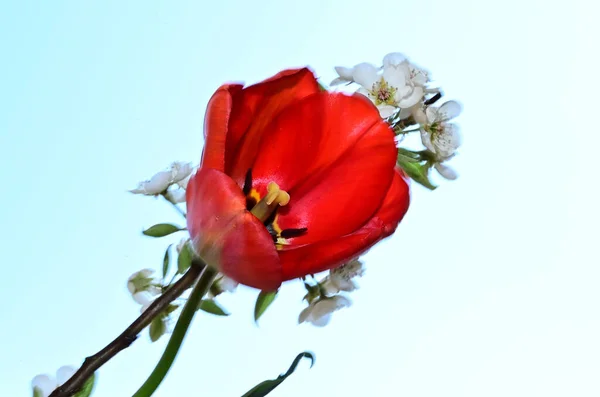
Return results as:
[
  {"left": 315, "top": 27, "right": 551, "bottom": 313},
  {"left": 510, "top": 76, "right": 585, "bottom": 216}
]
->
[
  {"left": 250, "top": 181, "right": 290, "bottom": 223},
  {"left": 243, "top": 169, "right": 308, "bottom": 248}
]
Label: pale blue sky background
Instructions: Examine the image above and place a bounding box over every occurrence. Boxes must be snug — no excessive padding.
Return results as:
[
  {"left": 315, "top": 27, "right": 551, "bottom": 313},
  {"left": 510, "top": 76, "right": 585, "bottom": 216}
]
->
[{"left": 1, "top": 1, "right": 598, "bottom": 396}]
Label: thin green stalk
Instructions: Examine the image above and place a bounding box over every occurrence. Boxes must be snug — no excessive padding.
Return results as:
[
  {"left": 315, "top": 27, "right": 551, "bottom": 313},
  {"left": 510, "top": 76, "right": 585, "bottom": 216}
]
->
[{"left": 132, "top": 266, "right": 218, "bottom": 397}]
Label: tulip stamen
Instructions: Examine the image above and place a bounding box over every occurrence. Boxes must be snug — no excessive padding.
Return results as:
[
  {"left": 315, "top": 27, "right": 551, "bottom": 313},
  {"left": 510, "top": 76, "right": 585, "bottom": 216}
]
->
[{"left": 250, "top": 182, "right": 290, "bottom": 223}]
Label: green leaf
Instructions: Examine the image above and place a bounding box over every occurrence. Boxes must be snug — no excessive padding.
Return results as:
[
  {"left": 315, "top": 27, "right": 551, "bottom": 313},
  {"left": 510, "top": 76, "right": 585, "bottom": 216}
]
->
[
  {"left": 254, "top": 290, "right": 278, "bottom": 323},
  {"left": 142, "top": 223, "right": 183, "bottom": 237},
  {"left": 177, "top": 244, "right": 192, "bottom": 274},
  {"left": 198, "top": 299, "right": 230, "bottom": 316},
  {"left": 149, "top": 316, "right": 167, "bottom": 342},
  {"left": 397, "top": 147, "right": 421, "bottom": 163},
  {"left": 33, "top": 387, "right": 44, "bottom": 397},
  {"left": 73, "top": 373, "right": 96, "bottom": 397},
  {"left": 165, "top": 303, "right": 180, "bottom": 315},
  {"left": 398, "top": 160, "right": 437, "bottom": 190},
  {"left": 162, "top": 244, "right": 172, "bottom": 279},
  {"left": 241, "top": 352, "right": 315, "bottom": 397}
]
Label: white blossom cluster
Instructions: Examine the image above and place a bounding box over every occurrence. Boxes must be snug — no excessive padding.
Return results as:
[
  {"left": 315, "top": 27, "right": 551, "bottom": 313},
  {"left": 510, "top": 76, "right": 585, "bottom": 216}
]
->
[
  {"left": 298, "top": 259, "right": 364, "bottom": 327},
  {"left": 332, "top": 52, "right": 462, "bottom": 180},
  {"left": 129, "top": 161, "right": 193, "bottom": 202}
]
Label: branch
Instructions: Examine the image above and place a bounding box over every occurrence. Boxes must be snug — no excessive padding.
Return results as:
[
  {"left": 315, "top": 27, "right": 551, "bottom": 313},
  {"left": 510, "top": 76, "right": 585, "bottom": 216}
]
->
[{"left": 50, "top": 259, "right": 206, "bottom": 397}]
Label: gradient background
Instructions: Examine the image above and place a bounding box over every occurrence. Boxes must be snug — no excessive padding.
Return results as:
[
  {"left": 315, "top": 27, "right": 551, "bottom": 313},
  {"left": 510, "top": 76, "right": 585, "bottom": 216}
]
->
[{"left": 1, "top": 1, "right": 598, "bottom": 396}]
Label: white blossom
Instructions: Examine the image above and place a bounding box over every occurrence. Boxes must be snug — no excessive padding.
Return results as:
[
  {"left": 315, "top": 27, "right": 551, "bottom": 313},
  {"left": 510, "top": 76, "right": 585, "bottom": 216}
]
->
[
  {"left": 420, "top": 100, "right": 462, "bottom": 180},
  {"left": 219, "top": 276, "right": 239, "bottom": 293},
  {"left": 177, "top": 175, "right": 191, "bottom": 189},
  {"left": 170, "top": 161, "right": 193, "bottom": 183},
  {"left": 323, "top": 258, "right": 365, "bottom": 294},
  {"left": 129, "top": 170, "right": 173, "bottom": 195},
  {"left": 207, "top": 274, "right": 239, "bottom": 298},
  {"left": 127, "top": 269, "right": 159, "bottom": 294},
  {"left": 330, "top": 66, "right": 354, "bottom": 86},
  {"left": 129, "top": 162, "right": 194, "bottom": 196},
  {"left": 165, "top": 188, "right": 186, "bottom": 204},
  {"left": 332, "top": 53, "right": 430, "bottom": 118},
  {"left": 133, "top": 291, "right": 153, "bottom": 306},
  {"left": 298, "top": 295, "right": 351, "bottom": 327},
  {"left": 32, "top": 366, "right": 77, "bottom": 397},
  {"left": 434, "top": 162, "right": 458, "bottom": 180}
]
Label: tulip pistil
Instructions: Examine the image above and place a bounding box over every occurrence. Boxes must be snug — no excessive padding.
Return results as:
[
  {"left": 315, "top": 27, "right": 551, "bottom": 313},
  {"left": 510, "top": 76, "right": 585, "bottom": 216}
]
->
[{"left": 250, "top": 182, "right": 290, "bottom": 223}]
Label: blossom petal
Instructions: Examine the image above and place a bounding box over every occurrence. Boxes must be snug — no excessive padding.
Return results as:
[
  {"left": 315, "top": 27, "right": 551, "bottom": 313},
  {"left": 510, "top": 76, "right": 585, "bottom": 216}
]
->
[
  {"left": 279, "top": 168, "right": 409, "bottom": 280},
  {"left": 186, "top": 167, "right": 281, "bottom": 290},
  {"left": 130, "top": 170, "right": 173, "bottom": 195},
  {"left": 352, "top": 63, "right": 379, "bottom": 89},
  {"left": 425, "top": 105, "right": 439, "bottom": 123},
  {"left": 56, "top": 366, "right": 77, "bottom": 386},
  {"left": 398, "top": 86, "right": 424, "bottom": 108},
  {"left": 250, "top": 92, "right": 397, "bottom": 245},
  {"left": 224, "top": 68, "right": 320, "bottom": 186},
  {"left": 165, "top": 188, "right": 186, "bottom": 203},
  {"left": 409, "top": 64, "right": 430, "bottom": 86},
  {"left": 412, "top": 107, "right": 427, "bottom": 124},
  {"left": 310, "top": 313, "right": 332, "bottom": 327},
  {"left": 383, "top": 52, "right": 408, "bottom": 67},
  {"left": 433, "top": 123, "right": 461, "bottom": 158},
  {"left": 382, "top": 66, "right": 407, "bottom": 88},
  {"left": 133, "top": 291, "right": 153, "bottom": 305},
  {"left": 32, "top": 375, "right": 56, "bottom": 397},
  {"left": 298, "top": 306, "right": 312, "bottom": 324},
  {"left": 170, "top": 162, "right": 194, "bottom": 183},
  {"left": 435, "top": 163, "right": 459, "bottom": 180},
  {"left": 437, "top": 100, "right": 462, "bottom": 121},
  {"left": 330, "top": 77, "right": 347, "bottom": 86},
  {"left": 420, "top": 129, "right": 435, "bottom": 153},
  {"left": 334, "top": 66, "right": 354, "bottom": 80},
  {"left": 311, "top": 296, "right": 351, "bottom": 325},
  {"left": 201, "top": 84, "right": 244, "bottom": 172},
  {"left": 378, "top": 104, "right": 397, "bottom": 118}
]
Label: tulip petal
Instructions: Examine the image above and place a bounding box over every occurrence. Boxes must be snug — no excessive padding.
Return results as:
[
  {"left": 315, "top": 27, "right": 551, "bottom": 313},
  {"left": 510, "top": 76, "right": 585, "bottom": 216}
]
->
[
  {"left": 201, "top": 84, "right": 244, "bottom": 172},
  {"left": 279, "top": 168, "right": 409, "bottom": 280},
  {"left": 250, "top": 92, "right": 397, "bottom": 246},
  {"left": 186, "top": 167, "right": 281, "bottom": 290},
  {"left": 224, "top": 68, "right": 320, "bottom": 186}
]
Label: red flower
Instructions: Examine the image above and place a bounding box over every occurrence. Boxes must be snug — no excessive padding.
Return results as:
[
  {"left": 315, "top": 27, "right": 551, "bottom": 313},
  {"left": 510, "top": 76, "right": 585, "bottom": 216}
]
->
[{"left": 186, "top": 68, "right": 410, "bottom": 291}]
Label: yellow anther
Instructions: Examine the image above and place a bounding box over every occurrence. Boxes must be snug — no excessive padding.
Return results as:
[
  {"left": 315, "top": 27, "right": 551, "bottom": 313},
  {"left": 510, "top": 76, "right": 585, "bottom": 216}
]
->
[
  {"left": 265, "top": 182, "right": 290, "bottom": 206},
  {"left": 250, "top": 182, "right": 290, "bottom": 223}
]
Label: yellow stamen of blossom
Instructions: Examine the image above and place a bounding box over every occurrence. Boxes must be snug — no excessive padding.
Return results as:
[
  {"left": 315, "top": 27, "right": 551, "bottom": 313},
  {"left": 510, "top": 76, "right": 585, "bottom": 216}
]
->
[{"left": 250, "top": 182, "right": 290, "bottom": 223}]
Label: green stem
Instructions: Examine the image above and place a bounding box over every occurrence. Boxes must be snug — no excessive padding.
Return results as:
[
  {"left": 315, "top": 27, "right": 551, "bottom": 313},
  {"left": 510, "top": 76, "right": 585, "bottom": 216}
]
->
[{"left": 132, "top": 266, "right": 218, "bottom": 397}]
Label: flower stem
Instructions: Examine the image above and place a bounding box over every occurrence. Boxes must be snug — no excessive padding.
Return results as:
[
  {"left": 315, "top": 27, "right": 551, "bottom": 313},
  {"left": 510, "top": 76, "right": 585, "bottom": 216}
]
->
[
  {"left": 132, "top": 265, "right": 218, "bottom": 397},
  {"left": 49, "top": 261, "right": 206, "bottom": 397}
]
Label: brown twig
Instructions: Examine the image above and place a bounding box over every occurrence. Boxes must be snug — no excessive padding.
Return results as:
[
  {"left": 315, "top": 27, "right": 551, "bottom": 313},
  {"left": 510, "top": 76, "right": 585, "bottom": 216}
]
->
[{"left": 49, "top": 260, "right": 206, "bottom": 397}]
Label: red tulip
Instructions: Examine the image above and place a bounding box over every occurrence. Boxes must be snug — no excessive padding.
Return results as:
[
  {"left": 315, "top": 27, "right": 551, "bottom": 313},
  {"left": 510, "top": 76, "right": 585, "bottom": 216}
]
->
[{"left": 186, "top": 68, "right": 410, "bottom": 291}]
